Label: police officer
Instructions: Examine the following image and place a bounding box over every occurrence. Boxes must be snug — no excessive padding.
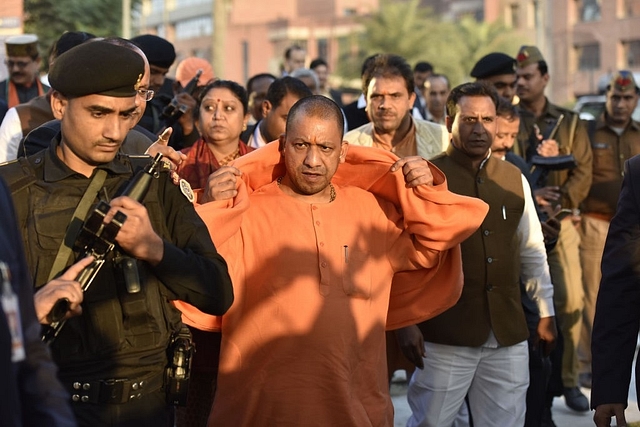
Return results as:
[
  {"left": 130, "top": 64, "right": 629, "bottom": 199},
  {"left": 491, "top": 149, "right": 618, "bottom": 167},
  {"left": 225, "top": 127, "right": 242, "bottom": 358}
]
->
[
  {"left": 516, "top": 45, "right": 593, "bottom": 415},
  {"left": 0, "top": 40, "right": 233, "bottom": 427},
  {"left": 579, "top": 71, "right": 640, "bottom": 389}
]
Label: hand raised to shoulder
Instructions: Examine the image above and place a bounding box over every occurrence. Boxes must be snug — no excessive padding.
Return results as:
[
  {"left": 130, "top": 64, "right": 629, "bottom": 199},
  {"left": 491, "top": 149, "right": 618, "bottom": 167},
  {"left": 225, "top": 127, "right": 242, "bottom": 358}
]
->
[
  {"left": 390, "top": 156, "right": 434, "bottom": 188},
  {"left": 201, "top": 166, "right": 243, "bottom": 204}
]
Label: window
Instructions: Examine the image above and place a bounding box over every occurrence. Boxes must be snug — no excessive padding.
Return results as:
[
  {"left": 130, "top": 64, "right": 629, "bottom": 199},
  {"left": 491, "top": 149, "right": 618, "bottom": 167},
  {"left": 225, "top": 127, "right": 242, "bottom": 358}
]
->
[
  {"left": 317, "top": 38, "right": 328, "bottom": 61},
  {"left": 175, "top": 0, "right": 210, "bottom": 7},
  {"left": 507, "top": 3, "right": 520, "bottom": 28},
  {"left": 623, "top": 40, "right": 640, "bottom": 67},
  {"left": 621, "top": 0, "right": 640, "bottom": 17},
  {"left": 242, "top": 41, "right": 249, "bottom": 84},
  {"left": 576, "top": 44, "right": 600, "bottom": 70},
  {"left": 150, "top": 0, "right": 164, "bottom": 13},
  {"left": 578, "top": 0, "right": 601, "bottom": 22},
  {"left": 175, "top": 17, "right": 212, "bottom": 40}
]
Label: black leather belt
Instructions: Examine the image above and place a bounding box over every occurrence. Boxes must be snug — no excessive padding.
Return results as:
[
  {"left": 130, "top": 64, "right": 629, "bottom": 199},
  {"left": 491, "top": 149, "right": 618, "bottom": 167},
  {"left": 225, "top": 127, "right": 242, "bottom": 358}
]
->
[{"left": 66, "top": 371, "right": 164, "bottom": 404}]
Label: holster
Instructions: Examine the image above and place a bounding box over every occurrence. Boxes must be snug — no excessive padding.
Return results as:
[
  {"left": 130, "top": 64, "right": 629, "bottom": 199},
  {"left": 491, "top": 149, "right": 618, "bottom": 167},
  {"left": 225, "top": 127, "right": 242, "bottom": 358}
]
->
[{"left": 165, "top": 324, "right": 195, "bottom": 406}]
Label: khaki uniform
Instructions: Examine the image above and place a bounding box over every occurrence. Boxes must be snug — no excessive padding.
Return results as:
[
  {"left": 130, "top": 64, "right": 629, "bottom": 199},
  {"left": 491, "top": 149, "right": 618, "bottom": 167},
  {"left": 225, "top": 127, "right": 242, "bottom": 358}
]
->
[
  {"left": 579, "top": 116, "right": 640, "bottom": 375},
  {"left": 517, "top": 98, "right": 593, "bottom": 388}
]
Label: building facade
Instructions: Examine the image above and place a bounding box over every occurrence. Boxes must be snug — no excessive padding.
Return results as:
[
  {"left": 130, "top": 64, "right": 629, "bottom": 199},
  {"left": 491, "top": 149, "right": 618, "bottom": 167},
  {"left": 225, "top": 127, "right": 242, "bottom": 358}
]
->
[
  {"left": 134, "top": 0, "right": 378, "bottom": 85},
  {"left": 486, "top": 0, "right": 640, "bottom": 105}
]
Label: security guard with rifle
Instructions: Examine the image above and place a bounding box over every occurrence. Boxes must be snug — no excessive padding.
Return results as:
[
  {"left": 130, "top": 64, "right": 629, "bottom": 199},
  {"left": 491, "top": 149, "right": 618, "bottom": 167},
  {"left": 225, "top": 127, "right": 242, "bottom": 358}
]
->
[
  {"left": 0, "top": 40, "right": 234, "bottom": 427},
  {"left": 515, "top": 45, "right": 593, "bottom": 417}
]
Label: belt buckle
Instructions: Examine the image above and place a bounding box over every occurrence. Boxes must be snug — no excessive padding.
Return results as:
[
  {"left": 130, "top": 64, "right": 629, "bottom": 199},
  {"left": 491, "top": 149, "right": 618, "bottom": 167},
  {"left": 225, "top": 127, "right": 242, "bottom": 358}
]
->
[{"left": 100, "top": 378, "right": 128, "bottom": 404}]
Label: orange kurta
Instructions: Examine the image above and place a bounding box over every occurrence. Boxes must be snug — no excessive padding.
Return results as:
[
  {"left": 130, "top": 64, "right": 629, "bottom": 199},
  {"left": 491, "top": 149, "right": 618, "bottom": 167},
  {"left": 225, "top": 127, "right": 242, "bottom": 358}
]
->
[{"left": 174, "top": 143, "right": 488, "bottom": 426}]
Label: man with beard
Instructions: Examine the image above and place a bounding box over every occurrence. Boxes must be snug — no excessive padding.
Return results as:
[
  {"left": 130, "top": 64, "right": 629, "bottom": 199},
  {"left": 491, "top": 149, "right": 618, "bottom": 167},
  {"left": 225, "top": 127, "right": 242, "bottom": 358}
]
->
[{"left": 0, "top": 35, "right": 48, "bottom": 108}]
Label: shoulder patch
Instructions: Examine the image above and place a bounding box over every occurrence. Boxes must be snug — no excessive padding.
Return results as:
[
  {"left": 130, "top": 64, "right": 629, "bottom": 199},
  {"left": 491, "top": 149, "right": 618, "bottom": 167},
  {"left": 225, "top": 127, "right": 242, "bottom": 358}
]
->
[{"left": 179, "top": 178, "right": 195, "bottom": 203}]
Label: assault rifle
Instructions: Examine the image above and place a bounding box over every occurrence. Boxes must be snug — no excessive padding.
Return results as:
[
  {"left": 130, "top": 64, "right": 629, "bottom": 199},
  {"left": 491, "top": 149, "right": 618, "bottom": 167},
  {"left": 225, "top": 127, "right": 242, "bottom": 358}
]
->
[
  {"left": 529, "top": 114, "right": 577, "bottom": 189},
  {"left": 42, "top": 154, "right": 164, "bottom": 343}
]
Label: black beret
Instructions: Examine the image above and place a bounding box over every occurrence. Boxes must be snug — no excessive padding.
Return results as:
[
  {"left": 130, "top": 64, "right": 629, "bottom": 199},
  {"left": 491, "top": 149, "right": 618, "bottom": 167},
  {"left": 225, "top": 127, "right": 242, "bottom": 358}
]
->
[
  {"left": 131, "top": 34, "right": 176, "bottom": 69},
  {"left": 49, "top": 41, "right": 145, "bottom": 98},
  {"left": 470, "top": 53, "right": 516, "bottom": 79}
]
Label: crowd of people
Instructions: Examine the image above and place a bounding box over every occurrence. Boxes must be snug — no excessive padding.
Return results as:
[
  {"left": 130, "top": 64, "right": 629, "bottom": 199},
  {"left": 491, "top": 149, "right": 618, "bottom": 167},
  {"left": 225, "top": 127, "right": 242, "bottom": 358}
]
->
[{"left": 0, "top": 30, "right": 639, "bottom": 427}]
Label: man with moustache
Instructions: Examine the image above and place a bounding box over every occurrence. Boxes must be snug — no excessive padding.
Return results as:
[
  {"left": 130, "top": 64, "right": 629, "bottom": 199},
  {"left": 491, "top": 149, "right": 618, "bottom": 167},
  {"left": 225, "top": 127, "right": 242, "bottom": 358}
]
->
[
  {"left": 399, "top": 82, "right": 556, "bottom": 427},
  {"left": 579, "top": 71, "right": 640, "bottom": 390},
  {"left": 344, "top": 54, "right": 448, "bottom": 160},
  {"left": 0, "top": 32, "right": 96, "bottom": 162},
  {"left": 516, "top": 45, "right": 593, "bottom": 413},
  {"left": 0, "top": 41, "right": 233, "bottom": 426},
  {"left": 0, "top": 35, "right": 48, "bottom": 108}
]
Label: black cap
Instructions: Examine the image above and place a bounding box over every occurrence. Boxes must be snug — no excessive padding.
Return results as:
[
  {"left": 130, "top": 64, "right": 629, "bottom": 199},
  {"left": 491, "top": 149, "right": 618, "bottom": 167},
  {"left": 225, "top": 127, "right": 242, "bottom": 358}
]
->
[
  {"left": 49, "top": 41, "right": 145, "bottom": 98},
  {"left": 470, "top": 53, "right": 516, "bottom": 79},
  {"left": 131, "top": 34, "right": 176, "bottom": 69}
]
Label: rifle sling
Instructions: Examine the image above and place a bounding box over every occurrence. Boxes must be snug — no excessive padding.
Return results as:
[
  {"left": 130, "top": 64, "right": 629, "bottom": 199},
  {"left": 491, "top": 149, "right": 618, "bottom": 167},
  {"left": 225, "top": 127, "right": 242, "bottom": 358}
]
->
[{"left": 46, "top": 169, "right": 108, "bottom": 283}]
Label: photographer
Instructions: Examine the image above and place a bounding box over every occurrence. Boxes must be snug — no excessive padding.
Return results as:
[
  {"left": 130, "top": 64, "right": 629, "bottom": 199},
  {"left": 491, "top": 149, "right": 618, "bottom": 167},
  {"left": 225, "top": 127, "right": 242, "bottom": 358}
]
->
[{"left": 132, "top": 36, "right": 206, "bottom": 151}]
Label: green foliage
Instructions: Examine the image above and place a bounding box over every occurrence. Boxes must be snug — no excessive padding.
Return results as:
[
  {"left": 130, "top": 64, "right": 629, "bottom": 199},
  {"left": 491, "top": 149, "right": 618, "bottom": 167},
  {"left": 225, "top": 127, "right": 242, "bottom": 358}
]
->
[
  {"left": 349, "top": 0, "right": 528, "bottom": 87},
  {"left": 24, "top": 0, "right": 136, "bottom": 70}
]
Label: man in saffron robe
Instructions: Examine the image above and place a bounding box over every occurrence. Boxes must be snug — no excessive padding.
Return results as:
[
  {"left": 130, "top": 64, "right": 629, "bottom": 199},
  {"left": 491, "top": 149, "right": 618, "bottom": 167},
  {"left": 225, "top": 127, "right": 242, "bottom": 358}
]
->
[{"left": 174, "top": 95, "right": 489, "bottom": 426}]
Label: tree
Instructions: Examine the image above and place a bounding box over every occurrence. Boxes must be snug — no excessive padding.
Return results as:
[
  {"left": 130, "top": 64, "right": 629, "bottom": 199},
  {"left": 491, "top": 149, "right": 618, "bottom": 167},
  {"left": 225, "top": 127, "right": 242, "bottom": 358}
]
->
[
  {"left": 24, "top": 0, "right": 132, "bottom": 69},
  {"left": 352, "top": 0, "right": 528, "bottom": 87}
]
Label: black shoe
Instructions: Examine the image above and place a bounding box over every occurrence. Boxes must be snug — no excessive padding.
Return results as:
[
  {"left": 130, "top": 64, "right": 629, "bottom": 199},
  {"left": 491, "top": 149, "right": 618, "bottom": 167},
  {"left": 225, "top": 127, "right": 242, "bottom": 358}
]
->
[
  {"left": 541, "top": 406, "right": 557, "bottom": 427},
  {"left": 563, "top": 386, "right": 590, "bottom": 412}
]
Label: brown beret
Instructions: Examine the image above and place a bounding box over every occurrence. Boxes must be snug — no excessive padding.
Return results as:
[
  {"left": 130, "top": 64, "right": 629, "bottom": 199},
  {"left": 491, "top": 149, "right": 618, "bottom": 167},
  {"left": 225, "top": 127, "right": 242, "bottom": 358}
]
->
[
  {"left": 5, "top": 34, "right": 39, "bottom": 58},
  {"left": 49, "top": 41, "right": 145, "bottom": 98},
  {"left": 516, "top": 46, "right": 545, "bottom": 68},
  {"left": 608, "top": 70, "right": 639, "bottom": 92}
]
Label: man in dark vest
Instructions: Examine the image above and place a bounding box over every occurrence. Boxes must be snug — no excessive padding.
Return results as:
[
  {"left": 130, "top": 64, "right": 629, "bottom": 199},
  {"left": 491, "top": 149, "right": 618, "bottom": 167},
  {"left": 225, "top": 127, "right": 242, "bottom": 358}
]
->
[
  {"left": 0, "top": 40, "right": 233, "bottom": 427},
  {"left": 396, "top": 82, "right": 557, "bottom": 427},
  {"left": 0, "top": 34, "right": 48, "bottom": 108}
]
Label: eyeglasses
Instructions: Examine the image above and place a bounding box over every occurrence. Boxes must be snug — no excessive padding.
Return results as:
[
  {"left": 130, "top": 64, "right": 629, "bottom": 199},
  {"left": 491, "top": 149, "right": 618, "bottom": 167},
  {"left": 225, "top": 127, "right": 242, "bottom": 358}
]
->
[
  {"left": 137, "top": 88, "right": 155, "bottom": 101},
  {"left": 5, "top": 59, "right": 33, "bottom": 69}
]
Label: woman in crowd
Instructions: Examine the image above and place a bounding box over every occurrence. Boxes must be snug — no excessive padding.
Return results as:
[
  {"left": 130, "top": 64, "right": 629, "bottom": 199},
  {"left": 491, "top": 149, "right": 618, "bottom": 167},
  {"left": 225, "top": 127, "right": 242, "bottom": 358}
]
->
[
  {"left": 175, "top": 79, "right": 253, "bottom": 426},
  {"left": 178, "top": 79, "right": 254, "bottom": 188}
]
